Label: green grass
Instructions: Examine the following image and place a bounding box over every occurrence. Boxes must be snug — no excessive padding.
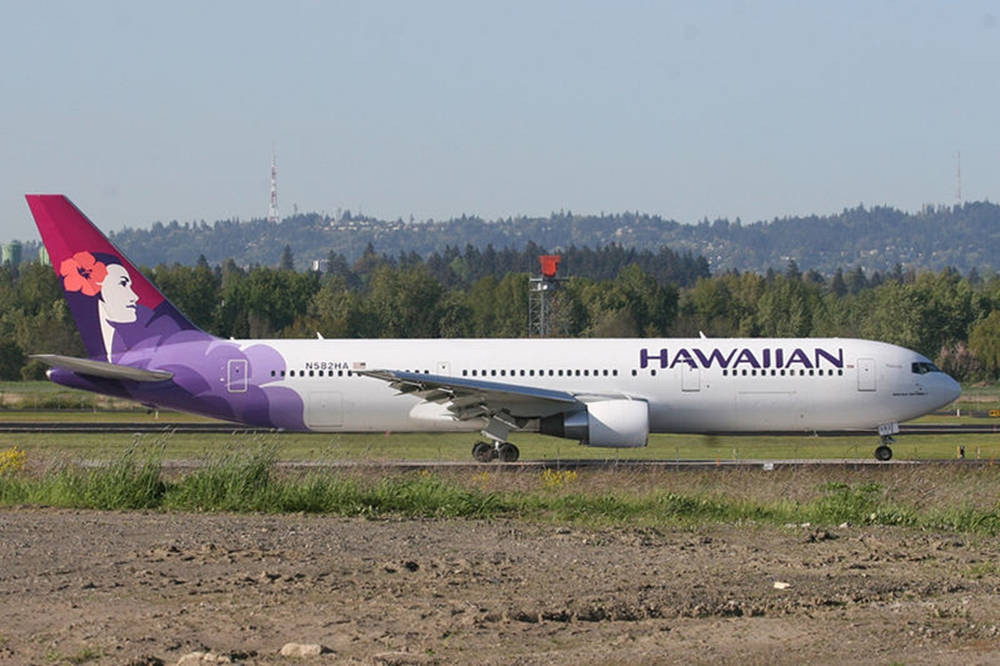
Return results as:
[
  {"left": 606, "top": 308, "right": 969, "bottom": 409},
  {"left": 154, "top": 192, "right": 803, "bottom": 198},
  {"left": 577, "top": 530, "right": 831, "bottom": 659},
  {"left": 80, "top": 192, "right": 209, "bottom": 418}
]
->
[
  {"left": 3, "top": 429, "right": 1000, "bottom": 463},
  {"left": 3, "top": 444, "right": 1000, "bottom": 534}
]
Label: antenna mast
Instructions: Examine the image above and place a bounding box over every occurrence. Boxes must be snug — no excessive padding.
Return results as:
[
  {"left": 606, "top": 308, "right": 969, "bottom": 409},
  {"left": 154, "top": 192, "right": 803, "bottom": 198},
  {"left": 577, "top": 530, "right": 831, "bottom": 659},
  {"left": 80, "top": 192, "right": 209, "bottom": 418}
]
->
[
  {"left": 956, "top": 150, "right": 962, "bottom": 206},
  {"left": 268, "top": 151, "right": 279, "bottom": 223}
]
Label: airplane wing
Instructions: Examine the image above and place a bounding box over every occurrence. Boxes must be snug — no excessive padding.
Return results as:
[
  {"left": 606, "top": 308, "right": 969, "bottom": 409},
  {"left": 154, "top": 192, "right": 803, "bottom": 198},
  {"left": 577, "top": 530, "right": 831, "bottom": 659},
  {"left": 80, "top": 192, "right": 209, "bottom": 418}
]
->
[
  {"left": 31, "top": 354, "right": 174, "bottom": 382},
  {"left": 358, "top": 369, "right": 624, "bottom": 421}
]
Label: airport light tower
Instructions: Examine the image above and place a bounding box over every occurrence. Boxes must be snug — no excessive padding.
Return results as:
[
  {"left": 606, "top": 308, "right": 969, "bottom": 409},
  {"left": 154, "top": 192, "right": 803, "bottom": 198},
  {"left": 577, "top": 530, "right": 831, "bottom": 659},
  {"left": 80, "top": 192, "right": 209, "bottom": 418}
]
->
[{"left": 528, "top": 255, "right": 565, "bottom": 337}]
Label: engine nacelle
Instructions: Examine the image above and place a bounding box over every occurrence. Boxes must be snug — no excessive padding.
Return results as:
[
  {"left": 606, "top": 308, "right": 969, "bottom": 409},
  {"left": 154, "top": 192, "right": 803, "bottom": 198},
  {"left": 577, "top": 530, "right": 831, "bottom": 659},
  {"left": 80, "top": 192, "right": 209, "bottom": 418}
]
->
[{"left": 540, "top": 399, "right": 649, "bottom": 448}]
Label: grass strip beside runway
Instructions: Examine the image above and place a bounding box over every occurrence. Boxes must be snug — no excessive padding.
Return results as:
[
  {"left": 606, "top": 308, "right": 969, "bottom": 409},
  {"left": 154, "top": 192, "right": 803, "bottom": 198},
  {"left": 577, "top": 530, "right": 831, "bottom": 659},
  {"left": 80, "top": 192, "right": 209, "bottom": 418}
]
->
[{"left": 2, "top": 443, "right": 999, "bottom": 536}]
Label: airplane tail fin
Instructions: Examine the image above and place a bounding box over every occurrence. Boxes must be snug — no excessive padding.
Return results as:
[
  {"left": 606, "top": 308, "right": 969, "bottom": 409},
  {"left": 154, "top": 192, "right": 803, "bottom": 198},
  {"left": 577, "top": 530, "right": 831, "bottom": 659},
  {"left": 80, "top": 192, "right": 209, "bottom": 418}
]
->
[{"left": 25, "top": 195, "right": 204, "bottom": 361}]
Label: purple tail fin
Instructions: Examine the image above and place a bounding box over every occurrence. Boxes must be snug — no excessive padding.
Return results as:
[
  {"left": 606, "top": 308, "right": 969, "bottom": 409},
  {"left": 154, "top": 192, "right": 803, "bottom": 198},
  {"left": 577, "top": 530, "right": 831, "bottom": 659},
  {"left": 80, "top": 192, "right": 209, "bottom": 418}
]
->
[{"left": 26, "top": 195, "right": 204, "bottom": 361}]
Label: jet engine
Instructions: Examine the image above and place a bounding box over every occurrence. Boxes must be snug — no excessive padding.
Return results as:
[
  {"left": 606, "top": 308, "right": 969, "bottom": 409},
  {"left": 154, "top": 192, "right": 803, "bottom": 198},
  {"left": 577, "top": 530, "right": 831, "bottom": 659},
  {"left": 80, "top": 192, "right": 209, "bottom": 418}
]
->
[{"left": 540, "top": 399, "right": 649, "bottom": 448}]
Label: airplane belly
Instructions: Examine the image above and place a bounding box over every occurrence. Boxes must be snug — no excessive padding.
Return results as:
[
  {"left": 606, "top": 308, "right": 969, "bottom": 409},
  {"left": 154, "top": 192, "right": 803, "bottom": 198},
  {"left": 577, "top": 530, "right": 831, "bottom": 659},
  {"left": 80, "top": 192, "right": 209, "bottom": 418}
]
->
[
  {"left": 734, "top": 391, "right": 806, "bottom": 429},
  {"left": 305, "top": 382, "right": 481, "bottom": 433}
]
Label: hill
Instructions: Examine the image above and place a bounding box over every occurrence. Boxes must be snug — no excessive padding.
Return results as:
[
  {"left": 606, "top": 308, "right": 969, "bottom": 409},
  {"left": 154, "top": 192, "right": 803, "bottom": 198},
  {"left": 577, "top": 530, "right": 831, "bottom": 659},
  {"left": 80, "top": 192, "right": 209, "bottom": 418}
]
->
[{"left": 18, "top": 200, "right": 1000, "bottom": 275}]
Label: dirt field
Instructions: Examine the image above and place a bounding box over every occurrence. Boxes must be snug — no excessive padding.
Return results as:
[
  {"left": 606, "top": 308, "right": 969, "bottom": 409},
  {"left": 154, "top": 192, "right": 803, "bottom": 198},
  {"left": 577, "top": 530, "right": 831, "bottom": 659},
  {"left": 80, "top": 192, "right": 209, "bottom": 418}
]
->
[{"left": 2, "top": 508, "right": 999, "bottom": 665}]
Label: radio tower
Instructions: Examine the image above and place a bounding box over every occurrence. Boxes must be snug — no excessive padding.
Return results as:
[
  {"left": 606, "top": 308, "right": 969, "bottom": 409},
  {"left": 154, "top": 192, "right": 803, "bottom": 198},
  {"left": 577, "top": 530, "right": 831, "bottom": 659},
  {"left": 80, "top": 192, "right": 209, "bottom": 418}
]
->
[
  {"left": 268, "top": 151, "right": 279, "bottom": 223},
  {"left": 955, "top": 150, "right": 963, "bottom": 206}
]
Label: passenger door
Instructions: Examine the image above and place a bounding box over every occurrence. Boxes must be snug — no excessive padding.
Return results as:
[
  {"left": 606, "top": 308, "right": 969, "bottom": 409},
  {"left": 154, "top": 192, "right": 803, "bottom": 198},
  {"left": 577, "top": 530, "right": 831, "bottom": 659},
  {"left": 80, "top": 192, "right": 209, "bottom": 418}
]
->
[{"left": 857, "top": 358, "right": 876, "bottom": 392}]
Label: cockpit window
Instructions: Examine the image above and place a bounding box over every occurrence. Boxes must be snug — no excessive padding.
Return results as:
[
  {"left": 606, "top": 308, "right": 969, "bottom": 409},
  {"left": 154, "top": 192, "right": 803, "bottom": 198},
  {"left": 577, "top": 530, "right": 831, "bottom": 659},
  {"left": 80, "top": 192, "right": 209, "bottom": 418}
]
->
[{"left": 911, "top": 361, "right": 940, "bottom": 375}]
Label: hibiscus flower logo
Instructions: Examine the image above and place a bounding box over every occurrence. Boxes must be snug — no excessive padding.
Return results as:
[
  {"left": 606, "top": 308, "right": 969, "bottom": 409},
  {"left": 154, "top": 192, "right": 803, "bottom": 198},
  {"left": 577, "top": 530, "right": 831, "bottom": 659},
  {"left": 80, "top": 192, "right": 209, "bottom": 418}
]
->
[{"left": 59, "top": 251, "right": 108, "bottom": 297}]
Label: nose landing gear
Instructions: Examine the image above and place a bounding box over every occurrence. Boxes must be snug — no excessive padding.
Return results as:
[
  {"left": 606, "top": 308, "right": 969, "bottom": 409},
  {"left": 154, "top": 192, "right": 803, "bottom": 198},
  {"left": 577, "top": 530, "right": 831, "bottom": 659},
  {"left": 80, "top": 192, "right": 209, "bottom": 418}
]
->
[
  {"left": 874, "top": 436, "right": 894, "bottom": 461},
  {"left": 874, "top": 423, "right": 900, "bottom": 461}
]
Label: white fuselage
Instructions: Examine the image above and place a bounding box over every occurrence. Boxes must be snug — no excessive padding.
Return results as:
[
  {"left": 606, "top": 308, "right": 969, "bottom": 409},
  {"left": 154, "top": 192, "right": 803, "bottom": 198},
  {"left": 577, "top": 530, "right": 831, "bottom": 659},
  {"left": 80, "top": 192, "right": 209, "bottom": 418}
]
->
[{"left": 233, "top": 337, "right": 960, "bottom": 434}]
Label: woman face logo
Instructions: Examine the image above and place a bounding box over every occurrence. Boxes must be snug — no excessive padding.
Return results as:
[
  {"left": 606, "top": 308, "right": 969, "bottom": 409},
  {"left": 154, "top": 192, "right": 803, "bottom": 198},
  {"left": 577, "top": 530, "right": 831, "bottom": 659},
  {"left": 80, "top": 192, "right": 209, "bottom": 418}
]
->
[{"left": 99, "top": 264, "right": 139, "bottom": 323}]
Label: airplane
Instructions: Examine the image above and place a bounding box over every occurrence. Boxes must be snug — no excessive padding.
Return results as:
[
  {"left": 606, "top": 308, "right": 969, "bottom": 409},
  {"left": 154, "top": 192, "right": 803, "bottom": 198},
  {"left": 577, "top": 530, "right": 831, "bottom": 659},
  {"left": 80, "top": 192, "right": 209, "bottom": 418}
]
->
[{"left": 25, "top": 194, "right": 961, "bottom": 462}]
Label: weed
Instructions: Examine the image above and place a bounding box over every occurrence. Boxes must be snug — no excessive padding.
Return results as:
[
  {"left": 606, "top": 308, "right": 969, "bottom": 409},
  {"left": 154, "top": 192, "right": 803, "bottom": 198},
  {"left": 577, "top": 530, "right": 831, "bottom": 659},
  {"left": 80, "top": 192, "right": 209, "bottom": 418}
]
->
[
  {"left": 967, "top": 561, "right": 1000, "bottom": 578},
  {"left": 0, "top": 446, "right": 26, "bottom": 475},
  {"left": 67, "top": 646, "right": 102, "bottom": 664},
  {"left": 165, "top": 442, "right": 277, "bottom": 512},
  {"left": 541, "top": 468, "right": 578, "bottom": 489}
]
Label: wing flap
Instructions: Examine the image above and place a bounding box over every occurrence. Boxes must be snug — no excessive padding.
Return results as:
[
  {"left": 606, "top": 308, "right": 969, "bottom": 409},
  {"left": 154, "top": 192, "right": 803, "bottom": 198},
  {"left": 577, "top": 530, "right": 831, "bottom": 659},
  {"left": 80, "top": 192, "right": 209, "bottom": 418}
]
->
[
  {"left": 31, "top": 354, "right": 174, "bottom": 382},
  {"left": 358, "top": 369, "right": 582, "bottom": 422}
]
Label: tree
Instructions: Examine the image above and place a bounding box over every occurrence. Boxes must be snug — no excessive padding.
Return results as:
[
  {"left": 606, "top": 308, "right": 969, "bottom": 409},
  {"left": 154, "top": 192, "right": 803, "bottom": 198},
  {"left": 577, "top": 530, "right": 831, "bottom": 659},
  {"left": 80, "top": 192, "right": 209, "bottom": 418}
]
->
[
  {"left": 969, "top": 310, "right": 1000, "bottom": 378},
  {"left": 279, "top": 245, "right": 295, "bottom": 271},
  {"left": 365, "top": 265, "right": 445, "bottom": 338},
  {"left": 830, "top": 268, "right": 847, "bottom": 297}
]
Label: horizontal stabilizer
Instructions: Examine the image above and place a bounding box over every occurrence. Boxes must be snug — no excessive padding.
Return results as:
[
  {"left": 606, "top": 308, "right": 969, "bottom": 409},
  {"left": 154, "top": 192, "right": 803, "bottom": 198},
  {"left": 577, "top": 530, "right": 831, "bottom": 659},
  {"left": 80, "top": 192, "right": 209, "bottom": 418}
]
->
[{"left": 31, "top": 354, "right": 174, "bottom": 382}]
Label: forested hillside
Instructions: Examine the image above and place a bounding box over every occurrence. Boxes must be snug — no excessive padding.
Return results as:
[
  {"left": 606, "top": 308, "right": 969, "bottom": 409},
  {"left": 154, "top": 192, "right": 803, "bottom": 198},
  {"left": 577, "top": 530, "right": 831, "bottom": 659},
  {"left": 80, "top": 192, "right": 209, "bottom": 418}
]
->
[{"left": 17, "top": 200, "right": 990, "bottom": 275}]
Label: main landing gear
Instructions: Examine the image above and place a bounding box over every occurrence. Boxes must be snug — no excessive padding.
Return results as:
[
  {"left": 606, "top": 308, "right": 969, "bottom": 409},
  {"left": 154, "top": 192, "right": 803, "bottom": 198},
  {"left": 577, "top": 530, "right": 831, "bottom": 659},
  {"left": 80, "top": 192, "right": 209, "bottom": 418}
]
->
[
  {"left": 472, "top": 440, "right": 520, "bottom": 463},
  {"left": 472, "top": 413, "right": 521, "bottom": 463}
]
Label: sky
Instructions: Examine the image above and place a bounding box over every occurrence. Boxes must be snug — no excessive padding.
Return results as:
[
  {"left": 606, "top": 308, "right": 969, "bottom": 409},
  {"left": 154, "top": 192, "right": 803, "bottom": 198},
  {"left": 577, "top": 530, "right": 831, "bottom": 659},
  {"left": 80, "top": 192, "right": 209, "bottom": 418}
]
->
[{"left": 2, "top": 1, "right": 999, "bottom": 243}]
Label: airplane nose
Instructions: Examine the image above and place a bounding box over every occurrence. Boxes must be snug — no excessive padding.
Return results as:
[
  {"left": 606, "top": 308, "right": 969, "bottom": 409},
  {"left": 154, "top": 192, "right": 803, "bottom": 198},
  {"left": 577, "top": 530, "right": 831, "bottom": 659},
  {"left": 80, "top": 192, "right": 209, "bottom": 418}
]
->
[{"left": 943, "top": 375, "right": 961, "bottom": 404}]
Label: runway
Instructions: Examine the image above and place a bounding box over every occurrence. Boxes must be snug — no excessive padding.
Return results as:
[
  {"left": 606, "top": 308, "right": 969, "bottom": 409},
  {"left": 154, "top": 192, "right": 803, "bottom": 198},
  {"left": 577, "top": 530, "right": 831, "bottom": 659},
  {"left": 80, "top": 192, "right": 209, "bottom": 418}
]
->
[{"left": 7, "top": 420, "right": 998, "bottom": 469}]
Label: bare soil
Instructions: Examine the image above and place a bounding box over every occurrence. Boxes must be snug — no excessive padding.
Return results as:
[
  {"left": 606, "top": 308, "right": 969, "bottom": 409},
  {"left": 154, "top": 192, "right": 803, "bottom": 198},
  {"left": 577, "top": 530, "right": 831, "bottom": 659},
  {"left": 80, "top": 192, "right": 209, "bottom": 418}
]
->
[{"left": 1, "top": 507, "right": 999, "bottom": 665}]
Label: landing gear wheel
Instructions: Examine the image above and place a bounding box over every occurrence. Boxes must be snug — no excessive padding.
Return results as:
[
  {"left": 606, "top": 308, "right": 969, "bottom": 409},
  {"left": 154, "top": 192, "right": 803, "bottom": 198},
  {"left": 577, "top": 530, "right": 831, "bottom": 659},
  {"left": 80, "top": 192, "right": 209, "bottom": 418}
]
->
[
  {"left": 874, "top": 444, "right": 893, "bottom": 461},
  {"left": 497, "top": 442, "right": 520, "bottom": 463},
  {"left": 472, "top": 441, "right": 495, "bottom": 463}
]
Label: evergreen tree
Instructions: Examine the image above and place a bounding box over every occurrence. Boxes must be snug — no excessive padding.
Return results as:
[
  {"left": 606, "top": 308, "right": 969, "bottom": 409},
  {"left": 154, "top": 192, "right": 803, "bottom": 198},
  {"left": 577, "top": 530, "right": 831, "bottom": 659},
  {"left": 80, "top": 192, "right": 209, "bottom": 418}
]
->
[{"left": 279, "top": 244, "right": 295, "bottom": 271}]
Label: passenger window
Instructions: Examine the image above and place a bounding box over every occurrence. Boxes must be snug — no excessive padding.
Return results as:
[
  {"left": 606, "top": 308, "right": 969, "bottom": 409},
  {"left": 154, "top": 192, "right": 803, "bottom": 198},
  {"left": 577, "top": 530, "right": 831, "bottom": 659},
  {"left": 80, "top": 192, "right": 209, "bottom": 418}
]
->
[{"left": 631, "top": 369, "right": 637, "bottom": 376}]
